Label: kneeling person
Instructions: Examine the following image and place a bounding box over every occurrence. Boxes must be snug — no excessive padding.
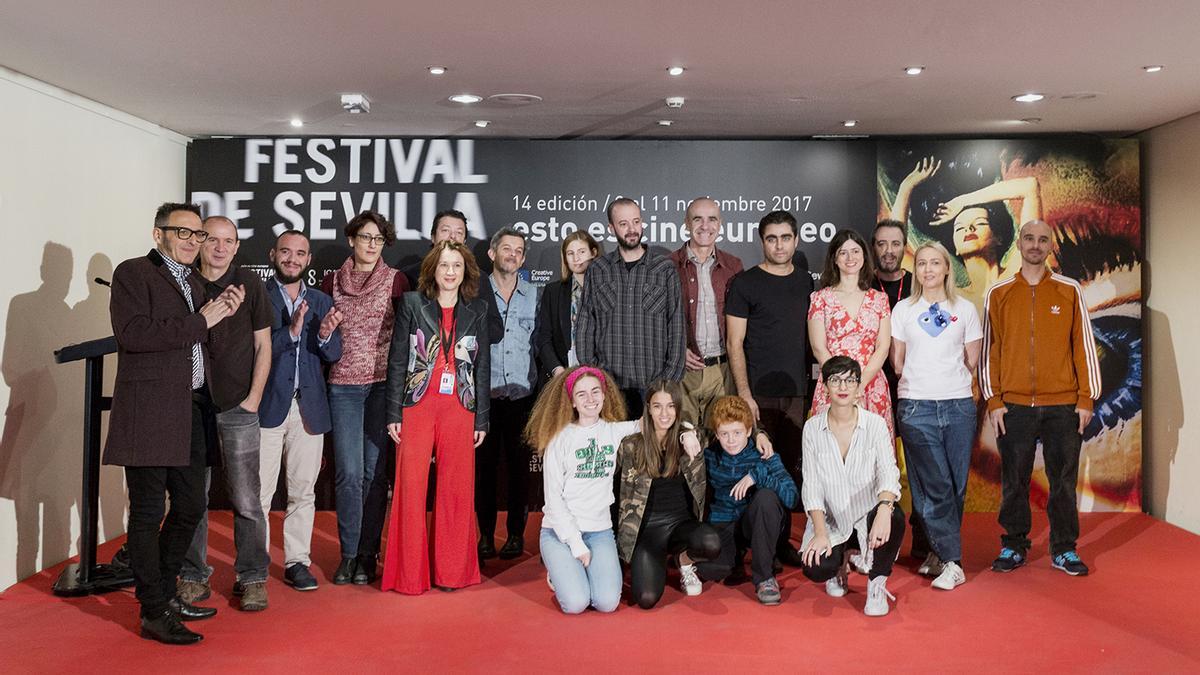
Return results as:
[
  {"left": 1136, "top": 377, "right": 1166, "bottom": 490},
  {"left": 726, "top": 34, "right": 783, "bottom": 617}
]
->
[{"left": 695, "top": 396, "right": 798, "bottom": 605}]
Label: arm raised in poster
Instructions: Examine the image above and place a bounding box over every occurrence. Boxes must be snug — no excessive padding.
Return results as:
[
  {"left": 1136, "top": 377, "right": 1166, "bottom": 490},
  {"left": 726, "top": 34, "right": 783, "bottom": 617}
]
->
[{"left": 890, "top": 156, "right": 941, "bottom": 223}]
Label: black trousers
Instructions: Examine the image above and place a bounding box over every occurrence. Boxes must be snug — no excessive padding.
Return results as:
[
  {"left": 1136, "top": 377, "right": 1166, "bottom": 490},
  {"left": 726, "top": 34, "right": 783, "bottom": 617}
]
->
[
  {"left": 696, "top": 488, "right": 788, "bottom": 586},
  {"left": 124, "top": 397, "right": 210, "bottom": 617},
  {"left": 620, "top": 388, "right": 645, "bottom": 419},
  {"left": 997, "top": 404, "right": 1082, "bottom": 556},
  {"left": 475, "top": 395, "right": 534, "bottom": 541},
  {"left": 802, "top": 505, "right": 906, "bottom": 582},
  {"left": 630, "top": 510, "right": 720, "bottom": 609}
]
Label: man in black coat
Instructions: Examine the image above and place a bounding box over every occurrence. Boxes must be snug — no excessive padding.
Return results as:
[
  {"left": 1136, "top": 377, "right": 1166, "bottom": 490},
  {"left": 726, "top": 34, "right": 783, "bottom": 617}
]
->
[{"left": 104, "top": 203, "right": 243, "bottom": 644}]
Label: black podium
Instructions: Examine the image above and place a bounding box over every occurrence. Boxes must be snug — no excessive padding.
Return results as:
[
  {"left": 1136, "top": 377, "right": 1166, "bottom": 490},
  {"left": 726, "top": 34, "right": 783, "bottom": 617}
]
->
[{"left": 51, "top": 335, "right": 134, "bottom": 596}]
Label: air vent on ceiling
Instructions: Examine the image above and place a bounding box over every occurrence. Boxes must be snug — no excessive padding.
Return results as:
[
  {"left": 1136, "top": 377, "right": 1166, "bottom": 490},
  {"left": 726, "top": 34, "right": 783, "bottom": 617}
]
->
[{"left": 487, "top": 93, "right": 544, "bottom": 106}]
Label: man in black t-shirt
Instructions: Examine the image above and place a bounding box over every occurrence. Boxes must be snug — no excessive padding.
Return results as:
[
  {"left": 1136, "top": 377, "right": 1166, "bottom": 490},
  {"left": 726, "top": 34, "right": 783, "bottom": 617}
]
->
[{"left": 726, "top": 210, "right": 813, "bottom": 488}]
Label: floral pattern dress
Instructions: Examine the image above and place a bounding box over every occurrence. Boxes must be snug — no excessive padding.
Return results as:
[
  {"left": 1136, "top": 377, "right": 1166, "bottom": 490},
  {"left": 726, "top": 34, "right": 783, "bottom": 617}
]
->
[{"left": 808, "top": 287, "right": 894, "bottom": 437}]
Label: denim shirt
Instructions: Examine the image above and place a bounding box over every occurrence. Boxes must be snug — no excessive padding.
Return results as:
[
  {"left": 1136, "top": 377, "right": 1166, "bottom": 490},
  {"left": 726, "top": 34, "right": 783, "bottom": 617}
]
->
[{"left": 490, "top": 274, "right": 540, "bottom": 399}]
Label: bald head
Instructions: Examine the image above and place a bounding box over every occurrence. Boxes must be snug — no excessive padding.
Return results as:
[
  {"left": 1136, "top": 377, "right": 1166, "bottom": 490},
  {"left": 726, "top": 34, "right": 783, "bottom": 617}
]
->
[
  {"left": 1017, "top": 219, "right": 1053, "bottom": 268},
  {"left": 685, "top": 197, "right": 721, "bottom": 250}
]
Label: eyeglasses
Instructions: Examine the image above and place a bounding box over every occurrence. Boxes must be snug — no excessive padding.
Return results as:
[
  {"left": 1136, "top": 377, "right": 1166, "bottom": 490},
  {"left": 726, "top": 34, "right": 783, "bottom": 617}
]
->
[
  {"left": 827, "top": 376, "right": 860, "bottom": 388},
  {"left": 157, "top": 226, "right": 209, "bottom": 242},
  {"left": 354, "top": 233, "right": 387, "bottom": 246}
]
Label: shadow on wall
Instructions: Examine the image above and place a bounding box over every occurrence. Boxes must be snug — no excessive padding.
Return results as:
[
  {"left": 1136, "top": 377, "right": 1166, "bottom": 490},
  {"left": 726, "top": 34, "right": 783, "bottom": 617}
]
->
[
  {"left": 1143, "top": 263, "right": 1183, "bottom": 517},
  {"left": 0, "top": 244, "right": 124, "bottom": 582}
]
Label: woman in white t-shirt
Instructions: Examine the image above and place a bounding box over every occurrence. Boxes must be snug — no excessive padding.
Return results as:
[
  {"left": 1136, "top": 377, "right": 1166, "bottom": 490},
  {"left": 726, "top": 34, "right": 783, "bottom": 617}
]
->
[
  {"left": 890, "top": 242, "right": 983, "bottom": 592},
  {"left": 524, "top": 365, "right": 699, "bottom": 614}
]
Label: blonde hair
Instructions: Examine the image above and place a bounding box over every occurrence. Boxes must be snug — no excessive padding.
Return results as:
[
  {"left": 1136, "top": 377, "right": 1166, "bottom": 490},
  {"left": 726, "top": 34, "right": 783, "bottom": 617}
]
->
[
  {"left": 907, "top": 241, "right": 958, "bottom": 305},
  {"left": 524, "top": 366, "right": 627, "bottom": 455}
]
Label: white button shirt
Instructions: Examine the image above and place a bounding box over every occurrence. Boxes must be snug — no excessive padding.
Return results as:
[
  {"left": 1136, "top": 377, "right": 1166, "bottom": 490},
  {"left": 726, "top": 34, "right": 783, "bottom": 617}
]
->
[{"left": 800, "top": 406, "right": 902, "bottom": 550}]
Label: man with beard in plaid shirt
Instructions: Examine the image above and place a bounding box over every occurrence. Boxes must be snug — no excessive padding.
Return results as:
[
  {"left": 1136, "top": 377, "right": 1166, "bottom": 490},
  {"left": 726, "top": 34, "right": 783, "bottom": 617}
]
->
[{"left": 576, "top": 198, "right": 685, "bottom": 417}]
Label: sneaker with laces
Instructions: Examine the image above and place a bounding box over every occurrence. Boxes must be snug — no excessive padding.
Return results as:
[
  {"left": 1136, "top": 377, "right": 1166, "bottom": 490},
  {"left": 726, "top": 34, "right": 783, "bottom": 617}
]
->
[
  {"left": 917, "top": 552, "right": 943, "bottom": 576},
  {"left": 864, "top": 576, "right": 895, "bottom": 616},
  {"left": 991, "top": 547, "right": 1026, "bottom": 572},
  {"left": 756, "top": 577, "right": 782, "bottom": 605},
  {"left": 679, "top": 563, "right": 703, "bottom": 597},
  {"left": 239, "top": 581, "right": 268, "bottom": 612},
  {"left": 176, "top": 579, "right": 210, "bottom": 604},
  {"left": 546, "top": 573, "right": 555, "bottom": 593},
  {"left": 1051, "top": 551, "right": 1089, "bottom": 576},
  {"left": 284, "top": 563, "right": 319, "bottom": 591},
  {"left": 825, "top": 552, "right": 849, "bottom": 598},
  {"left": 931, "top": 561, "right": 965, "bottom": 590}
]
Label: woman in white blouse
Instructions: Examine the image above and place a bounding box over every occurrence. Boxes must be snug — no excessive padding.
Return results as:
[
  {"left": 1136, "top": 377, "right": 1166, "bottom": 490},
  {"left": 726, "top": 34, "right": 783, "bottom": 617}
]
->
[{"left": 799, "top": 355, "right": 905, "bottom": 617}]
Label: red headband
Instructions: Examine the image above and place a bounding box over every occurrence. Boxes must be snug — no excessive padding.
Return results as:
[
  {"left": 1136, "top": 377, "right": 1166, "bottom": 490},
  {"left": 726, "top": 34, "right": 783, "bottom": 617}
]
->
[{"left": 565, "top": 367, "right": 606, "bottom": 395}]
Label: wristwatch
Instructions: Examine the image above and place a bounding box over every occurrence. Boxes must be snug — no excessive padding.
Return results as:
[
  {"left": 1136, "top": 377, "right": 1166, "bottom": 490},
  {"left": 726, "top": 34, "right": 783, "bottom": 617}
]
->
[{"left": 877, "top": 499, "right": 896, "bottom": 510}]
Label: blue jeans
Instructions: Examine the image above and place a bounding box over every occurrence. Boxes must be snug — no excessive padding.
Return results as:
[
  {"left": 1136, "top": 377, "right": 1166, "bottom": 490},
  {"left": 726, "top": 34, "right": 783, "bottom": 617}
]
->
[
  {"left": 539, "top": 528, "right": 621, "bottom": 614},
  {"left": 896, "top": 398, "right": 977, "bottom": 562},
  {"left": 180, "top": 405, "right": 269, "bottom": 584},
  {"left": 329, "top": 382, "right": 389, "bottom": 559}
]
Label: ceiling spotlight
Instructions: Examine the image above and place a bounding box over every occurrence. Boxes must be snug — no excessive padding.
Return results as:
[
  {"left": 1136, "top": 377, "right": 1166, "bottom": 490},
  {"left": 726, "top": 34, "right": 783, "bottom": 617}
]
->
[
  {"left": 289, "top": 118, "right": 303, "bottom": 128},
  {"left": 1012, "top": 93, "right": 1045, "bottom": 103},
  {"left": 657, "top": 120, "right": 673, "bottom": 126},
  {"left": 905, "top": 66, "right": 925, "bottom": 75},
  {"left": 449, "top": 93, "right": 483, "bottom": 104},
  {"left": 475, "top": 120, "right": 490, "bottom": 128},
  {"left": 842, "top": 120, "right": 858, "bottom": 127},
  {"left": 667, "top": 65, "right": 685, "bottom": 76},
  {"left": 428, "top": 65, "right": 447, "bottom": 75},
  {"left": 1143, "top": 65, "right": 1164, "bottom": 73}
]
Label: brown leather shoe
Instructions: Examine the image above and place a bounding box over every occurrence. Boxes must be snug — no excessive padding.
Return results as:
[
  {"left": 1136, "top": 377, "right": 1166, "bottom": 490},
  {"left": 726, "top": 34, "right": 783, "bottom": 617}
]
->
[
  {"left": 176, "top": 579, "right": 211, "bottom": 604},
  {"left": 239, "top": 581, "right": 268, "bottom": 612}
]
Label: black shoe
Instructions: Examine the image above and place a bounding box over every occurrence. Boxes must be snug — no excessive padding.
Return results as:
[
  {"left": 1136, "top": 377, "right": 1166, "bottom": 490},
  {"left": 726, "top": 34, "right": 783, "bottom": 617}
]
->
[
  {"left": 332, "top": 557, "right": 356, "bottom": 585},
  {"left": 168, "top": 597, "right": 217, "bottom": 622},
  {"left": 285, "top": 563, "right": 319, "bottom": 591},
  {"left": 478, "top": 537, "right": 498, "bottom": 560},
  {"left": 353, "top": 555, "right": 376, "bottom": 585},
  {"left": 436, "top": 585, "right": 457, "bottom": 593},
  {"left": 141, "top": 609, "right": 203, "bottom": 645},
  {"left": 232, "top": 580, "right": 244, "bottom": 597},
  {"left": 498, "top": 535, "right": 525, "bottom": 560}
]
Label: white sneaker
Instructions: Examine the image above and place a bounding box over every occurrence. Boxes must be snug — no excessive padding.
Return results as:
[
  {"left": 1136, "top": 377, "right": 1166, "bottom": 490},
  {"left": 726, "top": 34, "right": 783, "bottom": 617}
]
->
[
  {"left": 546, "top": 573, "right": 555, "bottom": 593},
  {"left": 825, "top": 553, "right": 849, "bottom": 598},
  {"left": 917, "top": 552, "right": 943, "bottom": 577},
  {"left": 679, "top": 563, "right": 703, "bottom": 596},
  {"left": 848, "top": 551, "right": 870, "bottom": 575},
  {"left": 864, "top": 576, "right": 896, "bottom": 617},
  {"left": 931, "top": 561, "right": 965, "bottom": 590}
]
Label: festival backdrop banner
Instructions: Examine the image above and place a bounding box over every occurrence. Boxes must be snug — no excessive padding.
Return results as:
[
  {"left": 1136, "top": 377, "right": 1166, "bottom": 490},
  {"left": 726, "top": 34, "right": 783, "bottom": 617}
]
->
[{"left": 877, "top": 139, "right": 1141, "bottom": 512}]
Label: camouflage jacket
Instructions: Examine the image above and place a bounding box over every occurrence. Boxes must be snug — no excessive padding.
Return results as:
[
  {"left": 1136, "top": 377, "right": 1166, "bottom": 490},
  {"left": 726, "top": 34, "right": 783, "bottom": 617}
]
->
[{"left": 615, "top": 433, "right": 707, "bottom": 563}]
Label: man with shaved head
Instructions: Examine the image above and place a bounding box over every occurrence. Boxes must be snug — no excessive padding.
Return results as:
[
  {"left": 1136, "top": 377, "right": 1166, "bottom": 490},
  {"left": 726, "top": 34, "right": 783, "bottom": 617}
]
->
[
  {"left": 669, "top": 198, "right": 743, "bottom": 425},
  {"left": 981, "top": 219, "right": 1100, "bottom": 578},
  {"left": 178, "top": 215, "right": 274, "bottom": 611}
]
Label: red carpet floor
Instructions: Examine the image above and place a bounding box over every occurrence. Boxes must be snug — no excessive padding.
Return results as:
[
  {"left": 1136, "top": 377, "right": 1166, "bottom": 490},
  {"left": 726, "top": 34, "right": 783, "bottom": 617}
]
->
[{"left": 1, "top": 512, "right": 1197, "bottom": 672}]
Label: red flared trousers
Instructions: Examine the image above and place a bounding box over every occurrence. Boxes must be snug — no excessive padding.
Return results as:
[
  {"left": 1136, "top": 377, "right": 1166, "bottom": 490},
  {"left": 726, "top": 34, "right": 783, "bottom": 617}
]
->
[{"left": 381, "top": 387, "right": 480, "bottom": 594}]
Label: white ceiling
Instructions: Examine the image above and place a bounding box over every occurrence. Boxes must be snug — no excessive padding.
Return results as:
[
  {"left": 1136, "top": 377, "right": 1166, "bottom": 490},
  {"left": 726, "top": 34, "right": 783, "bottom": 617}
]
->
[{"left": 2, "top": 0, "right": 1199, "bottom": 138}]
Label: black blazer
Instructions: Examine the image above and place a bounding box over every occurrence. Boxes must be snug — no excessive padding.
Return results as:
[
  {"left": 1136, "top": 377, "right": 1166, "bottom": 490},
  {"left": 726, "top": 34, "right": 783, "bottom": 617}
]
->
[{"left": 535, "top": 278, "right": 573, "bottom": 385}]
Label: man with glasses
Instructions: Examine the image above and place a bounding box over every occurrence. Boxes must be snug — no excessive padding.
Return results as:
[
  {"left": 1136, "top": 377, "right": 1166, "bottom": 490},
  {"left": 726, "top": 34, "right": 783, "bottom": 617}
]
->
[
  {"left": 103, "top": 203, "right": 244, "bottom": 644},
  {"left": 669, "top": 198, "right": 743, "bottom": 427},
  {"left": 177, "top": 216, "right": 273, "bottom": 611}
]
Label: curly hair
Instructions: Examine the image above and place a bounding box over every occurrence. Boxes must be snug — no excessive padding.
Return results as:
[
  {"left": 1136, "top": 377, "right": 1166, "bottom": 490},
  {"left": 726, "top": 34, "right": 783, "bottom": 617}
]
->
[
  {"left": 631, "top": 380, "right": 685, "bottom": 479},
  {"left": 706, "top": 395, "right": 755, "bottom": 434},
  {"left": 524, "top": 366, "right": 626, "bottom": 455},
  {"left": 417, "top": 240, "right": 480, "bottom": 301}
]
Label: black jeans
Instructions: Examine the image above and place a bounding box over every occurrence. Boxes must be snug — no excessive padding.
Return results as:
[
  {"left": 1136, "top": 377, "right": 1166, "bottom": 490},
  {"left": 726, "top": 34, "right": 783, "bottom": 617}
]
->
[
  {"left": 802, "top": 505, "right": 906, "bottom": 582},
  {"left": 475, "top": 395, "right": 534, "bottom": 541},
  {"left": 620, "top": 388, "right": 645, "bottom": 419},
  {"left": 630, "top": 509, "right": 720, "bottom": 609},
  {"left": 997, "top": 403, "right": 1082, "bottom": 556},
  {"left": 124, "top": 397, "right": 210, "bottom": 617},
  {"left": 696, "top": 488, "right": 788, "bottom": 586}
]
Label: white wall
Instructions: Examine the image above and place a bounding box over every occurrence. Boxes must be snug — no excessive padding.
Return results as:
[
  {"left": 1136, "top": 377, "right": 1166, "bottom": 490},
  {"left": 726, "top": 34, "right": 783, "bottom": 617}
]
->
[
  {"left": 0, "top": 67, "right": 189, "bottom": 591},
  {"left": 1141, "top": 111, "right": 1200, "bottom": 535}
]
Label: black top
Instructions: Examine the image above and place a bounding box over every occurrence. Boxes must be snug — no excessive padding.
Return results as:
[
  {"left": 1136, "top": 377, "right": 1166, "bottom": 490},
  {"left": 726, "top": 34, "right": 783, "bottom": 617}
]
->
[
  {"left": 725, "top": 265, "right": 813, "bottom": 398},
  {"left": 202, "top": 265, "right": 272, "bottom": 412},
  {"left": 876, "top": 270, "right": 913, "bottom": 310},
  {"left": 644, "top": 474, "right": 691, "bottom": 525}
]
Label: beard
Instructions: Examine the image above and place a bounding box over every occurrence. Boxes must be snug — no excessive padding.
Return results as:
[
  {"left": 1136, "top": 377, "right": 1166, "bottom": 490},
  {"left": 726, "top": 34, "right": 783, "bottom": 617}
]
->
[
  {"left": 877, "top": 255, "right": 900, "bottom": 273},
  {"left": 273, "top": 263, "right": 304, "bottom": 284},
  {"left": 617, "top": 234, "right": 643, "bottom": 251}
]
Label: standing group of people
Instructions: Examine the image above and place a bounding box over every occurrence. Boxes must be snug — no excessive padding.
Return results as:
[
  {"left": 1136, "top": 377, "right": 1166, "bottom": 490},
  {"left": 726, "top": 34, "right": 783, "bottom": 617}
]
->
[{"left": 103, "top": 192, "right": 1099, "bottom": 643}]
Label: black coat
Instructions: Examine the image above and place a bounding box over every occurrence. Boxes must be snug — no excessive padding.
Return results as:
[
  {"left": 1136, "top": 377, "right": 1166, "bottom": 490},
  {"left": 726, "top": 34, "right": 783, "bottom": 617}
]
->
[{"left": 535, "top": 278, "right": 573, "bottom": 385}]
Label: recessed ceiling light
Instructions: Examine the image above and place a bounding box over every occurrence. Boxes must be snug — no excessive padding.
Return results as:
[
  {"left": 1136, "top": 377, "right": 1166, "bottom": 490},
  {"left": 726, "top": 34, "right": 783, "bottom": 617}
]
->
[
  {"left": 905, "top": 66, "right": 925, "bottom": 76},
  {"left": 1143, "top": 65, "right": 1164, "bottom": 73},
  {"left": 475, "top": 120, "right": 490, "bottom": 128},
  {"left": 842, "top": 120, "right": 858, "bottom": 127},
  {"left": 1012, "top": 93, "right": 1045, "bottom": 103},
  {"left": 449, "top": 94, "right": 483, "bottom": 104},
  {"left": 428, "top": 65, "right": 447, "bottom": 75},
  {"left": 657, "top": 120, "right": 673, "bottom": 126},
  {"left": 667, "top": 66, "right": 685, "bottom": 76},
  {"left": 289, "top": 118, "right": 303, "bottom": 127}
]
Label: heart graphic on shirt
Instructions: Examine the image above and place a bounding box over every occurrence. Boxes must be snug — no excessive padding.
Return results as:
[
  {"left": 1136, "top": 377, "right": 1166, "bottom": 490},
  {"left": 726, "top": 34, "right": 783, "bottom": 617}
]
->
[{"left": 918, "top": 302, "right": 953, "bottom": 338}]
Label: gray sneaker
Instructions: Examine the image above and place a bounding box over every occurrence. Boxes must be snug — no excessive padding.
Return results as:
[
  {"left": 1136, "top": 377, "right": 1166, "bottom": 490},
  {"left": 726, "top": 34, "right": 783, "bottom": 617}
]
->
[
  {"left": 176, "top": 579, "right": 211, "bottom": 604},
  {"left": 239, "top": 581, "right": 268, "bottom": 612},
  {"left": 756, "top": 577, "right": 782, "bottom": 606}
]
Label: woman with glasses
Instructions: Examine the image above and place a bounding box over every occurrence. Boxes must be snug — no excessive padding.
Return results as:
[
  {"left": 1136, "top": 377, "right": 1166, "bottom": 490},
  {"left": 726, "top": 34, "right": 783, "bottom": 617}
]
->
[
  {"left": 890, "top": 242, "right": 982, "bottom": 590},
  {"left": 321, "top": 210, "right": 409, "bottom": 586},
  {"left": 536, "top": 231, "right": 601, "bottom": 385},
  {"left": 808, "top": 229, "right": 894, "bottom": 437}
]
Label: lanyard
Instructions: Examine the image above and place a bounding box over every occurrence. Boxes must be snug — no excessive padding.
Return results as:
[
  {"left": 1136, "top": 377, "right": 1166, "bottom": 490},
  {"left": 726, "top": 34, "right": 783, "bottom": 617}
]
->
[
  {"left": 878, "top": 274, "right": 907, "bottom": 305},
  {"left": 439, "top": 303, "right": 457, "bottom": 367}
]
